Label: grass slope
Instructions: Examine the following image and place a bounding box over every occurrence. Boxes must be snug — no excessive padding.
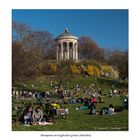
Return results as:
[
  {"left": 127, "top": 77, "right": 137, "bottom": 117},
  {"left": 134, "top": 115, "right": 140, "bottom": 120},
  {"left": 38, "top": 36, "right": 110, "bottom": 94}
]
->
[{"left": 12, "top": 75, "right": 128, "bottom": 131}]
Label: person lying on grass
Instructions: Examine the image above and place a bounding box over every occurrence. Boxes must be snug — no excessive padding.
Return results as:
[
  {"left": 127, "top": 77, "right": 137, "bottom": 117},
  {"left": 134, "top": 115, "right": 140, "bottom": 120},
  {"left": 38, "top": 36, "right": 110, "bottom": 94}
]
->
[
  {"left": 32, "top": 106, "right": 43, "bottom": 125},
  {"left": 88, "top": 104, "right": 124, "bottom": 115},
  {"left": 75, "top": 105, "right": 89, "bottom": 111},
  {"left": 101, "top": 104, "right": 115, "bottom": 115}
]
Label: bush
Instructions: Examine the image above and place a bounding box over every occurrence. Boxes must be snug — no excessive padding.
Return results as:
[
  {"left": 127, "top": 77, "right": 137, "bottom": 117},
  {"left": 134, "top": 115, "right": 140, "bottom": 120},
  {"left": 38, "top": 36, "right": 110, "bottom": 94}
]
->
[
  {"left": 70, "top": 64, "right": 81, "bottom": 74},
  {"left": 85, "top": 65, "right": 100, "bottom": 77}
]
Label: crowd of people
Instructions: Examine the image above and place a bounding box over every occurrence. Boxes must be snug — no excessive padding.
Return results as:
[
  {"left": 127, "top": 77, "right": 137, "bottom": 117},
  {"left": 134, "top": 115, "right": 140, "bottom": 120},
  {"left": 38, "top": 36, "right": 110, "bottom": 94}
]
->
[
  {"left": 12, "top": 80, "right": 128, "bottom": 126},
  {"left": 12, "top": 79, "right": 128, "bottom": 101}
]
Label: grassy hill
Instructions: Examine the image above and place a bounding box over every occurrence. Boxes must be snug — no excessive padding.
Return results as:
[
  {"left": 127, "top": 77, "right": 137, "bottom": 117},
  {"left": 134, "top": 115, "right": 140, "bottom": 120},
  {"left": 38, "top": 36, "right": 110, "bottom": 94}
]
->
[{"left": 12, "top": 75, "right": 128, "bottom": 131}]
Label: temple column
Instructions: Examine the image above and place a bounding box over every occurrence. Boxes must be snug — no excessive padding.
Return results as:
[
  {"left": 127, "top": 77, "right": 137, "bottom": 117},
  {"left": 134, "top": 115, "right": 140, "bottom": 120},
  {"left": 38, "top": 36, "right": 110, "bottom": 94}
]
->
[
  {"left": 61, "top": 42, "right": 63, "bottom": 60},
  {"left": 67, "top": 42, "right": 70, "bottom": 60},
  {"left": 56, "top": 45, "right": 58, "bottom": 60},
  {"left": 73, "top": 44, "right": 75, "bottom": 59},
  {"left": 75, "top": 43, "right": 78, "bottom": 60}
]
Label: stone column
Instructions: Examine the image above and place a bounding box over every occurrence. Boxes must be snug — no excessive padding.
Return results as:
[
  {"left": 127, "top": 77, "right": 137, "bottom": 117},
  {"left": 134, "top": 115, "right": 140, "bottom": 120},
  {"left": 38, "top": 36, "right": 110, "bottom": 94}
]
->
[
  {"left": 61, "top": 42, "right": 63, "bottom": 60},
  {"left": 76, "top": 43, "right": 78, "bottom": 60},
  {"left": 67, "top": 42, "right": 70, "bottom": 60},
  {"left": 73, "top": 43, "right": 75, "bottom": 60},
  {"left": 56, "top": 45, "right": 58, "bottom": 60}
]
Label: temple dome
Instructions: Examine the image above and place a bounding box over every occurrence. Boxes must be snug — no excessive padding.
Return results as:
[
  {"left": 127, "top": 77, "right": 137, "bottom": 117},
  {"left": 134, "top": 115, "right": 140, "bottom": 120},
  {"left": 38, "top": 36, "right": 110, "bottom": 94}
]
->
[{"left": 55, "top": 28, "right": 78, "bottom": 41}]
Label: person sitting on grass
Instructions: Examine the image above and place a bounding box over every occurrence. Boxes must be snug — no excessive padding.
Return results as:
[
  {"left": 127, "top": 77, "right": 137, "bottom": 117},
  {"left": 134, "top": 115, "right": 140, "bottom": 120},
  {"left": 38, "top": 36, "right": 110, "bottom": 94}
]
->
[
  {"left": 51, "top": 102, "right": 61, "bottom": 109},
  {"left": 32, "top": 106, "right": 43, "bottom": 125},
  {"left": 89, "top": 103, "right": 96, "bottom": 115},
  {"left": 23, "top": 106, "right": 33, "bottom": 126},
  {"left": 60, "top": 105, "right": 69, "bottom": 115},
  {"left": 123, "top": 97, "right": 128, "bottom": 109},
  {"left": 108, "top": 104, "right": 115, "bottom": 115},
  {"left": 75, "top": 98, "right": 92, "bottom": 111},
  {"left": 49, "top": 105, "right": 57, "bottom": 121},
  {"left": 91, "top": 97, "right": 97, "bottom": 103}
]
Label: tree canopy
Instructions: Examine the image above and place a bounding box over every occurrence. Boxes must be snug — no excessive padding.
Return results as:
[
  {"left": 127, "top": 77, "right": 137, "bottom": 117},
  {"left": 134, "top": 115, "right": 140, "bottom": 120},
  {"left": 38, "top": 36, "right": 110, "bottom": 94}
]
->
[{"left": 12, "top": 21, "right": 128, "bottom": 81}]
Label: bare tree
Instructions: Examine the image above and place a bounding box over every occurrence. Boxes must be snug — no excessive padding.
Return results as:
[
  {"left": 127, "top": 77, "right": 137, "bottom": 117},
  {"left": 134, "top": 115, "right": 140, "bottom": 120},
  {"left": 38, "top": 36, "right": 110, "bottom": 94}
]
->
[
  {"left": 12, "top": 21, "right": 56, "bottom": 82},
  {"left": 78, "top": 36, "right": 105, "bottom": 62},
  {"left": 108, "top": 50, "right": 128, "bottom": 79}
]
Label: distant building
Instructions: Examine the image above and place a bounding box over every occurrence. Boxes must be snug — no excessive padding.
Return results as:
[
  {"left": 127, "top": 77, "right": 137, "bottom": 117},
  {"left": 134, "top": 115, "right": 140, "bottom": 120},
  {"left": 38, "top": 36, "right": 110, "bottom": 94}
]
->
[{"left": 55, "top": 28, "right": 78, "bottom": 60}]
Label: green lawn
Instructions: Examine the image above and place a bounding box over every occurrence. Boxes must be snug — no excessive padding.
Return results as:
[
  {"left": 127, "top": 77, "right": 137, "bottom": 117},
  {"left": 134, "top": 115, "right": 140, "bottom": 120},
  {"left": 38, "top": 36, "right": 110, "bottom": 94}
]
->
[
  {"left": 12, "top": 97, "right": 128, "bottom": 131},
  {"left": 13, "top": 75, "right": 127, "bottom": 95},
  {"left": 12, "top": 75, "right": 128, "bottom": 131}
]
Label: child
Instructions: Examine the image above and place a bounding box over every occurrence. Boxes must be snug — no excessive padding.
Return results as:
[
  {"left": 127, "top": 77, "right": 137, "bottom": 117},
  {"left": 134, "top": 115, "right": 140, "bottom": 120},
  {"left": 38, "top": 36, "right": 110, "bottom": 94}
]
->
[{"left": 23, "top": 106, "right": 32, "bottom": 126}]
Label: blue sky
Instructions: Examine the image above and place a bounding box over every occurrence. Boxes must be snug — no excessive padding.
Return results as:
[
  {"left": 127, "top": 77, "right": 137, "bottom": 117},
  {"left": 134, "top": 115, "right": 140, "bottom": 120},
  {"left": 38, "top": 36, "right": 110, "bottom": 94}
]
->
[{"left": 12, "top": 9, "right": 128, "bottom": 50}]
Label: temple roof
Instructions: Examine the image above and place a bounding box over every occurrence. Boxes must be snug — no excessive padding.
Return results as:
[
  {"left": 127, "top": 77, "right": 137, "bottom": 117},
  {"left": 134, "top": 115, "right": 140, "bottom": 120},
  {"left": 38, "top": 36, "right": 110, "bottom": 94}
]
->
[{"left": 55, "top": 28, "right": 78, "bottom": 41}]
